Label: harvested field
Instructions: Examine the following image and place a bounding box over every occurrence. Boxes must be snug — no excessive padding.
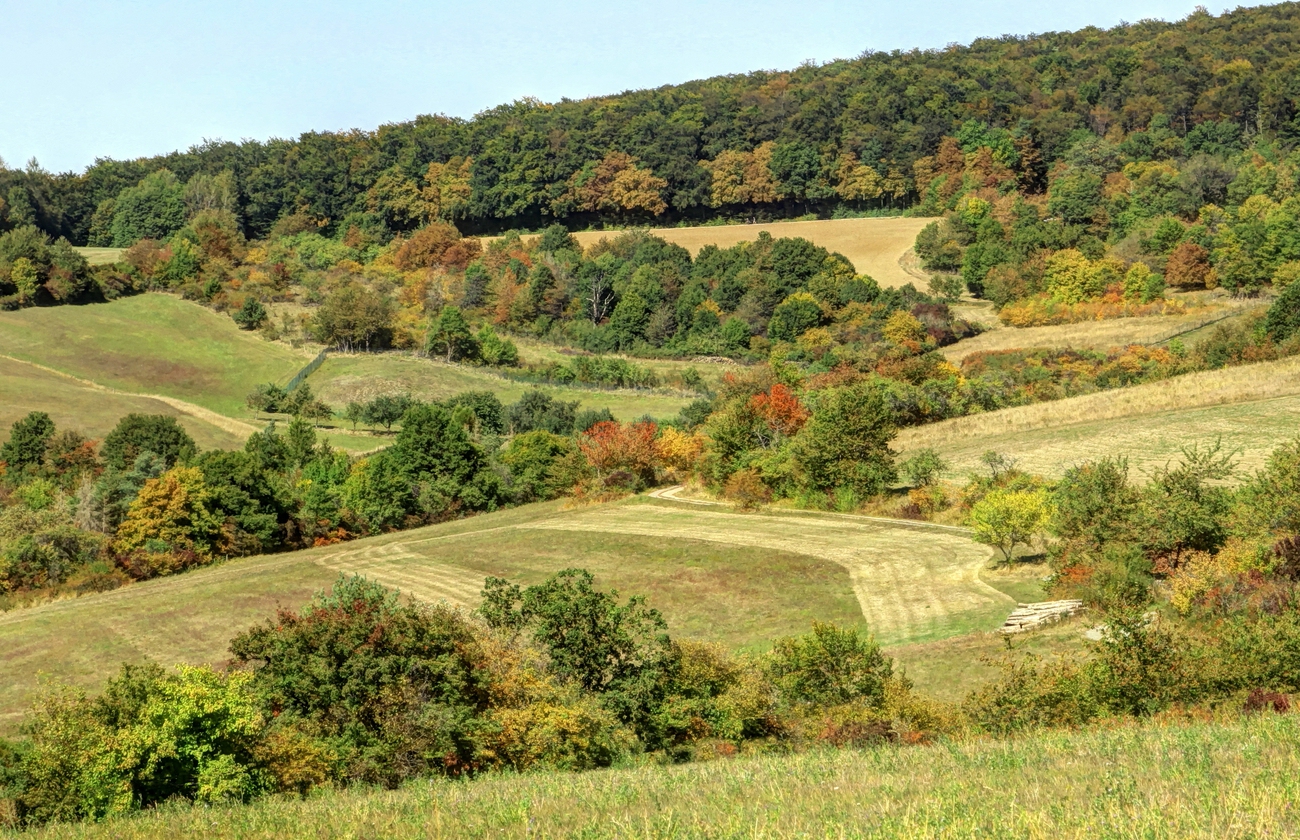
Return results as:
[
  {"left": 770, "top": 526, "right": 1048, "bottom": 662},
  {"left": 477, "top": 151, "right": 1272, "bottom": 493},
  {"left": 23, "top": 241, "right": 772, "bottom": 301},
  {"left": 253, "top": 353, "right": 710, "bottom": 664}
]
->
[
  {"left": 0, "top": 494, "right": 1006, "bottom": 733},
  {"left": 523, "top": 503, "right": 1001, "bottom": 646},
  {"left": 898, "top": 355, "right": 1300, "bottom": 478},
  {"left": 940, "top": 304, "right": 1259, "bottom": 362},
  {"left": 529, "top": 217, "right": 931, "bottom": 288},
  {"left": 72, "top": 246, "right": 125, "bottom": 265}
]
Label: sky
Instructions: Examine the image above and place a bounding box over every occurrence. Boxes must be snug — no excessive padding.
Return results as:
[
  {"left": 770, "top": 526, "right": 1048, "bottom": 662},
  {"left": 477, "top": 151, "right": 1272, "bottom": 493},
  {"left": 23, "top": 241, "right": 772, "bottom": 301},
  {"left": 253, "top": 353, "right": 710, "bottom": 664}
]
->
[{"left": 1, "top": 0, "right": 1220, "bottom": 174}]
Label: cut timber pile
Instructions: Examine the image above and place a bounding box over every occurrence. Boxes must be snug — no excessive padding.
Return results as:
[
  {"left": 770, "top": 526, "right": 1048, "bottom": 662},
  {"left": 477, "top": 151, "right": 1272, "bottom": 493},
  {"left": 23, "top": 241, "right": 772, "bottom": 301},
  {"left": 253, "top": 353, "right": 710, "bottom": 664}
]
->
[{"left": 1000, "top": 600, "right": 1084, "bottom": 634}]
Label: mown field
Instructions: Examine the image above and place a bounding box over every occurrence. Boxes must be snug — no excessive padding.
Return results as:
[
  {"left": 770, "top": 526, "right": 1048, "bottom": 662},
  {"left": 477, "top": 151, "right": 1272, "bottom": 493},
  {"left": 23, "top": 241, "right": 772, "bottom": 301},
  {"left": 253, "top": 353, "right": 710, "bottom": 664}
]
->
[
  {"left": 0, "top": 493, "right": 1044, "bottom": 736},
  {"left": 941, "top": 298, "right": 1262, "bottom": 362},
  {"left": 524, "top": 217, "right": 930, "bottom": 289},
  {"left": 898, "top": 354, "right": 1300, "bottom": 478},
  {"left": 19, "top": 712, "right": 1300, "bottom": 840},
  {"left": 71, "top": 247, "right": 125, "bottom": 265}
]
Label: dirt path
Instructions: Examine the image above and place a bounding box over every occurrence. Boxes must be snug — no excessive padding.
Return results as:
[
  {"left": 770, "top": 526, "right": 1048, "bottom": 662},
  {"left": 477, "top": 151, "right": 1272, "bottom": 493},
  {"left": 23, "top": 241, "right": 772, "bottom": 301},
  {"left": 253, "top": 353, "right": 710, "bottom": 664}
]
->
[{"left": 1, "top": 354, "right": 260, "bottom": 439}]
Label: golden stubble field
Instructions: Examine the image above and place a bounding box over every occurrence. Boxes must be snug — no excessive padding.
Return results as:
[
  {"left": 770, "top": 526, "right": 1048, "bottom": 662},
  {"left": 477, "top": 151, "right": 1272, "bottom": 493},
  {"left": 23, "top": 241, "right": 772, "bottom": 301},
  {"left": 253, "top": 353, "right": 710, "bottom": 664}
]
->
[
  {"left": 898, "top": 354, "right": 1300, "bottom": 477},
  {"left": 526, "top": 217, "right": 931, "bottom": 288}
]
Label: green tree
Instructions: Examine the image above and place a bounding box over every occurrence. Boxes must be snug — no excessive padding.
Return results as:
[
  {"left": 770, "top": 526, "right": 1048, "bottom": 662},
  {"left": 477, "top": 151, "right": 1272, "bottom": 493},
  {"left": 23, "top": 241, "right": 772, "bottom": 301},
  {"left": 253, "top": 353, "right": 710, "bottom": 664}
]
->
[
  {"left": 229, "top": 575, "right": 490, "bottom": 787},
  {"left": 475, "top": 324, "right": 518, "bottom": 366},
  {"left": 1265, "top": 279, "right": 1300, "bottom": 343},
  {"left": 426, "top": 305, "right": 479, "bottom": 362},
  {"left": 501, "top": 430, "right": 576, "bottom": 502},
  {"left": 231, "top": 297, "right": 268, "bottom": 330},
  {"left": 101, "top": 414, "right": 197, "bottom": 471},
  {"left": 790, "top": 383, "right": 897, "bottom": 500},
  {"left": 968, "top": 489, "right": 1051, "bottom": 564},
  {"left": 0, "top": 411, "right": 55, "bottom": 473},
  {"left": 312, "top": 283, "right": 393, "bottom": 351},
  {"left": 480, "top": 569, "right": 672, "bottom": 731},
  {"left": 900, "top": 448, "right": 947, "bottom": 487},
  {"left": 109, "top": 169, "right": 186, "bottom": 246},
  {"left": 767, "top": 292, "right": 823, "bottom": 342},
  {"left": 15, "top": 663, "right": 270, "bottom": 826},
  {"left": 767, "top": 622, "right": 892, "bottom": 708}
]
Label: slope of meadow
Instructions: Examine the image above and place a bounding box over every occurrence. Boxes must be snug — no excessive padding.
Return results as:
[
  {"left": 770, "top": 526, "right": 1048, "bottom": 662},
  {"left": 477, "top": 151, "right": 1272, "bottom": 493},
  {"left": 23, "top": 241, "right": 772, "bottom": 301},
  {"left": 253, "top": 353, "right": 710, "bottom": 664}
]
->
[
  {"left": 897, "top": 355, "right": 1300, "bottom": 477},
  {"left": 0, "top": 494, "right": 1020, "bottom": 736},
  {"left": 0, "top": 295, "right": 310, "bottom": 419},
  {"left": 0, "top": 357, "right": 248, "bottom": 452},
  {"left": 22, "top": 712, "right": 1300, "bottom": 840}
]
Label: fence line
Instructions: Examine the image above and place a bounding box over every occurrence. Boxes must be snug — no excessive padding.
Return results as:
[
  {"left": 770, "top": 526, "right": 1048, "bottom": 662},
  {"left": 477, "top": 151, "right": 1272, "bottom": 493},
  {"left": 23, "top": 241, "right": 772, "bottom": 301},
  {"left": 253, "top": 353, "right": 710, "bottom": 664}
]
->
[{"left": 284, "top": 349, "right": 328, "bottom": 392}]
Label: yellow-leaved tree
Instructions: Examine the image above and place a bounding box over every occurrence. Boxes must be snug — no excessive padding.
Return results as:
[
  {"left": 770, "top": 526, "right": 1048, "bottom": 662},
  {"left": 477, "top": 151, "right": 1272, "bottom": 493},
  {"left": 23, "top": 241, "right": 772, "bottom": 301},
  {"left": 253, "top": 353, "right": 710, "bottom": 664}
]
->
[{"left": 115, "top": 466, "right": 221, "bottom": 559}]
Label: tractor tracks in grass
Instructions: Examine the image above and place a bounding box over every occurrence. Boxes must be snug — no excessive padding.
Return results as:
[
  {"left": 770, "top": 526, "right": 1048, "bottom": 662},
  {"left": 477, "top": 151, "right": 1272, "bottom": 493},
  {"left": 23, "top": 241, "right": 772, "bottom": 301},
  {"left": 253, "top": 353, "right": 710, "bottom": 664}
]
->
[{"left": 540, "top": 487, "right": 1002, "bottom": 643}]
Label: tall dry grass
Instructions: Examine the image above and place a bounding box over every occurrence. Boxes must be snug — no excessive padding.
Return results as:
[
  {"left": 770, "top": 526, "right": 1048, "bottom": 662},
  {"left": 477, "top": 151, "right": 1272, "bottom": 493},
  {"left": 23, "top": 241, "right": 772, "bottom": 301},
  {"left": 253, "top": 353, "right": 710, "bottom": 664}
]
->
[{"left": 19, "top": 712, "right": 1300, "bottom": 839}]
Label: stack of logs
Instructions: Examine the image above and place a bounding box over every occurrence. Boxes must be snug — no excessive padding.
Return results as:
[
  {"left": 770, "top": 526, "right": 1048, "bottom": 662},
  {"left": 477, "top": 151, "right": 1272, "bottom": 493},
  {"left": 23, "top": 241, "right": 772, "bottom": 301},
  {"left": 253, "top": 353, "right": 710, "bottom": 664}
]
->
[{"left": 999, "top": 600, "right": 1085, "bottom": 634}]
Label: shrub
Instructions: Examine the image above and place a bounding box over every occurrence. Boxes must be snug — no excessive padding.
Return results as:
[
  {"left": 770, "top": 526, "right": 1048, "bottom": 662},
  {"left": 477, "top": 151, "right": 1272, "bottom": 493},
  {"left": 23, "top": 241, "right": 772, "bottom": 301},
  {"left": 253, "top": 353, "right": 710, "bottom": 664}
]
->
[
  {"left": 968, "top": 489, "right": 1050, "bottom": 564},
  {"left": 724, "top": 468, "right": 772, "bottom": 510},
  {"left": 767, "top": 622, "right": 892, "bottom": 709},
  {"left": 100, "top": 414, "right": 197, "bottom": 471}
]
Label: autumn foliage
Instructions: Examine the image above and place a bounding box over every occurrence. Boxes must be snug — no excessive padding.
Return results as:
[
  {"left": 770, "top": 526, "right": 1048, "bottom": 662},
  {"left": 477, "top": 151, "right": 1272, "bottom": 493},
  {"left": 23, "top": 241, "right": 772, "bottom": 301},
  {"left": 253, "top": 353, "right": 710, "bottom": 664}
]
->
[
  {"left": 578, "top": 420, "right": 659, "bottom": 486},
  {"left": 749, "top": 384, "right": 810, "bottom": 439}
]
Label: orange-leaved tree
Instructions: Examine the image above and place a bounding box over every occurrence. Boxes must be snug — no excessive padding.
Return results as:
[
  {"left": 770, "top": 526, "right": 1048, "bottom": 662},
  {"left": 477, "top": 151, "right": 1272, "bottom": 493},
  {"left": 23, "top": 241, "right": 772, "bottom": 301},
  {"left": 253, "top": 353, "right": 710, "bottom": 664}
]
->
[
  {"left": 579, "top": 420, "right": 659, "bottom": 486},
  {"left": 749, "top": 383, "right": 809, "bottom": 446}
]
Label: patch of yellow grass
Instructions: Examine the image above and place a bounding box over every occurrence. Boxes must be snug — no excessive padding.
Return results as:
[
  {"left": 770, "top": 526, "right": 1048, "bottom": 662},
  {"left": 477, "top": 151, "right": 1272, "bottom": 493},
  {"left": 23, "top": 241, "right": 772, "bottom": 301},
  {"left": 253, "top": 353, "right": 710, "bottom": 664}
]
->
[
  {"left": 898, "top": 355, "right": 1300, "bottom": 477},
  {"left": 941, "top": 303, "right": 1262, "bottom": 362},
  {"left": 519, "top": 217, "right": 932, "bottom": 288}
]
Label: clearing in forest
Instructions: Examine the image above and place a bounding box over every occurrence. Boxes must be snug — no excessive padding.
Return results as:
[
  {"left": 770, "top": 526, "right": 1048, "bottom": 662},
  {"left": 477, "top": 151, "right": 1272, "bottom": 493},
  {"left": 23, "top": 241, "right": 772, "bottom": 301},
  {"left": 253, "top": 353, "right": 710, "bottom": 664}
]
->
[
  {"left": 540, "top": 217, "right": 931, "bottom": 289},
  {"left": 0, "top": 495, "right": 1004, "bottom": 734}
]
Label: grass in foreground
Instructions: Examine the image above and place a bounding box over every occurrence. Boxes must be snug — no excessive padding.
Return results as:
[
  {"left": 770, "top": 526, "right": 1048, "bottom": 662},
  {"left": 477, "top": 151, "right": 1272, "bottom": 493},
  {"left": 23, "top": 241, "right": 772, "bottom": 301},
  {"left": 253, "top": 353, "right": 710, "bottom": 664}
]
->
[{"left": 21, "top": 712, "right": 1300, "bottom": 839}]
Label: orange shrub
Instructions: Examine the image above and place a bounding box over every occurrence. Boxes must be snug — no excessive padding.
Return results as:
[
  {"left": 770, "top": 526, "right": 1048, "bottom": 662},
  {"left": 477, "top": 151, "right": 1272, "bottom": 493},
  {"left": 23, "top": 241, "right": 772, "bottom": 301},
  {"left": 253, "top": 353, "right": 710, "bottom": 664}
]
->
[{"left": 579, "top": 420, "right": 659, "bottom": 484}]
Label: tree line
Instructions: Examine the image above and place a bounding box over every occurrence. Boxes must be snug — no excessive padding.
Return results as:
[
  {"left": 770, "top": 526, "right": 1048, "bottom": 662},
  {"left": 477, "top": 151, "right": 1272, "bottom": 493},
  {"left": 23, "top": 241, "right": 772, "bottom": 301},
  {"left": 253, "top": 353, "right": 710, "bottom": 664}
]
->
[{"left": 3, "top": 4, "right": 1300, "bottom": 246}]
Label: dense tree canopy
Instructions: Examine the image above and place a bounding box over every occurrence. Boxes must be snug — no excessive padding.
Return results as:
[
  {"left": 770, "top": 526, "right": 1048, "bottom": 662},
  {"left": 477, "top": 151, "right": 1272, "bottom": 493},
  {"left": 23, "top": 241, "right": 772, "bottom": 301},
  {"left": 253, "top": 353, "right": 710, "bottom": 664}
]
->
[{"left": 6, "top": 4, "right": 1300, "bottom": 243}]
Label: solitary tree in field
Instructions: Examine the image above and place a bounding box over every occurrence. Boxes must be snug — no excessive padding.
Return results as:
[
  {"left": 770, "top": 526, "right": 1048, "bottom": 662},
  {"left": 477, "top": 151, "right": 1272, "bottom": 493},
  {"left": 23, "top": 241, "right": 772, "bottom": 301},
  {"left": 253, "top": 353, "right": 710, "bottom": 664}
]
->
[{"left": 968, "top": 489, "right": 1051, "bottom": 565}]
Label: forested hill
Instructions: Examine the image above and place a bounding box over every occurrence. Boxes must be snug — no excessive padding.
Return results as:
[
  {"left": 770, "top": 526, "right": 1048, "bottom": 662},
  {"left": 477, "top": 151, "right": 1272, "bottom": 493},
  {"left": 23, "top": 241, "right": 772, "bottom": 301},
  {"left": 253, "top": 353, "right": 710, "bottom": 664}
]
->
[{"left": 5, "top": 2, "right": 1300, "bottom": 243}]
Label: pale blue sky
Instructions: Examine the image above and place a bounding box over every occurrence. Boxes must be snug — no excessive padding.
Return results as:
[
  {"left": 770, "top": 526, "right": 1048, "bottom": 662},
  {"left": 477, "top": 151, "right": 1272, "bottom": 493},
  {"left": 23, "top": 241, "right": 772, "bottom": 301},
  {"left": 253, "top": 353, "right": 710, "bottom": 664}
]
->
[{"left": 2, "top": 0, "right": 1217, "bottom": 173}]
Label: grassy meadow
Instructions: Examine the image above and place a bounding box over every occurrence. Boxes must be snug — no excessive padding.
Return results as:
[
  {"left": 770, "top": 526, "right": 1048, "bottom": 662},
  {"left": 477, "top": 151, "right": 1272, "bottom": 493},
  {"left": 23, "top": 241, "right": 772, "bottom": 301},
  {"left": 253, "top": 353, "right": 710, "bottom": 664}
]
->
[
  {"left": 0, "top": 295, "right": 311, "bottom": 418},
  {"left": 19, "top": 711, "right": 1300, "bottom": 840},
  {"left": 0, "top": 357, "right": 248, "bottom": 452},
  {"left": 897, "top": 354, "right": 1300, "bottom": 478},
  {"left": 0, "top": 493, "right": 1033, "bottom": 736}
]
